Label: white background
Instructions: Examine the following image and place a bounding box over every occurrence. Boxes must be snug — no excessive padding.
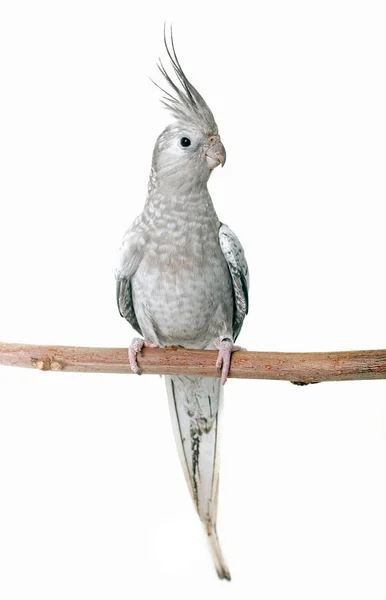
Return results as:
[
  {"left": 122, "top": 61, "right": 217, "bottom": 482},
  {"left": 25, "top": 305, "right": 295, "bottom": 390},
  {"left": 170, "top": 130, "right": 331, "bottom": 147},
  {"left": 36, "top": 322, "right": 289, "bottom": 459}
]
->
[{"left": 1, "top": 1, "right": 386, "bottom": 598}]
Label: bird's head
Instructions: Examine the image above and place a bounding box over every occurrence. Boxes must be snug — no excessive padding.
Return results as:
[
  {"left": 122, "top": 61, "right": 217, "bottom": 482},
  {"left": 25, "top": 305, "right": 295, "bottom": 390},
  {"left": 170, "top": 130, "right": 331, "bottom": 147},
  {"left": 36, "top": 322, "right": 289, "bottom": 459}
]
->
[{"left": 151, "top": 29, "right": 226, "bottom": 184}]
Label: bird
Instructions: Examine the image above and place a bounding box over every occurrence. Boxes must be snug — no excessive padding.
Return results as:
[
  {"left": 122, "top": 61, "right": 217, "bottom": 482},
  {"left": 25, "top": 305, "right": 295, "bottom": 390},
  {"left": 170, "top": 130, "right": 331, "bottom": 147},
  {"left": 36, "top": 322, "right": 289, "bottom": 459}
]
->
[{"left": 116, "top": 28, "right": 249, "bottom": 581}]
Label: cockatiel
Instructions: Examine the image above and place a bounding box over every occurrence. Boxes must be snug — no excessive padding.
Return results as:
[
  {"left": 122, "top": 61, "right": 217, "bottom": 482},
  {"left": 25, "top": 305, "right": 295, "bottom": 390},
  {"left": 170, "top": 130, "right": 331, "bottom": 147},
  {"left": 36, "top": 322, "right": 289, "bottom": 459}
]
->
[{"left": 116, "top": 30, "right": 249, "bottom": 581}]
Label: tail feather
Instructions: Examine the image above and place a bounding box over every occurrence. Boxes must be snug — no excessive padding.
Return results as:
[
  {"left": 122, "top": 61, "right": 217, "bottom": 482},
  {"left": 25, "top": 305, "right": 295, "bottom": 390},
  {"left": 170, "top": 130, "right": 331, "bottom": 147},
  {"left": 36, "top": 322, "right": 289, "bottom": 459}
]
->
[
  {"left": 208, "top": 527, "right": 231, "bottom": 581},
  {"left": 165, "top": 374, "right": 230, "bottom": 580}
]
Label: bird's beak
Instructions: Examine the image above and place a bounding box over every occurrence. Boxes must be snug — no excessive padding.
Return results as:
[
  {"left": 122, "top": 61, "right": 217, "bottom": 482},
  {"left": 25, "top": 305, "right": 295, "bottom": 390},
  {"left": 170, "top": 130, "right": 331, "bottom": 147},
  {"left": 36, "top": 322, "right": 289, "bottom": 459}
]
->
[{"left": 206, "top": 140, "right": 226, "bottom": 169}]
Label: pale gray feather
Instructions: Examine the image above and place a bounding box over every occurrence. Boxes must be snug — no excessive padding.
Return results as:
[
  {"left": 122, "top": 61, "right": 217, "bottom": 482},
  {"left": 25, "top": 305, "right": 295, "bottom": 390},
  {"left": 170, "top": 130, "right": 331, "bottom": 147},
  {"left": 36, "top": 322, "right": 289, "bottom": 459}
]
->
[
  {"left": 116, "top": 216, "right": 145, "bottom": 335},
  {"left": 219, "top": 224, "right": 249, "bottom": 340},
  {"left": 165, "top": 374, "right": 230, "bottom": 580},
  {"left": 152, "top": 27, "right": 218, "bottom": 135}
]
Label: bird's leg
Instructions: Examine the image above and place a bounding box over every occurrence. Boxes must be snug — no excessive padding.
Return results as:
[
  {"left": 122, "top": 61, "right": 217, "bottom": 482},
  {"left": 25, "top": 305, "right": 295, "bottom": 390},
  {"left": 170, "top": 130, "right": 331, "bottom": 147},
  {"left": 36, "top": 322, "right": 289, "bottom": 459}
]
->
[
  {"left": 213, "top": 338, "right": 242, "bottom": 385},
  {"left": 128, "top": 337, "right": 157, "bottom": 375}
]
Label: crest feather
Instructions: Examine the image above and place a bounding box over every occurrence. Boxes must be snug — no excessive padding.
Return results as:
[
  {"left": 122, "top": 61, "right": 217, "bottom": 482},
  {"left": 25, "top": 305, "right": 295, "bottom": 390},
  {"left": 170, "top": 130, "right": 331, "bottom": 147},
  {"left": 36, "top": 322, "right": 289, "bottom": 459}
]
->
[{"left": 152, "top": 26, "right": 218, "bottom": 135}]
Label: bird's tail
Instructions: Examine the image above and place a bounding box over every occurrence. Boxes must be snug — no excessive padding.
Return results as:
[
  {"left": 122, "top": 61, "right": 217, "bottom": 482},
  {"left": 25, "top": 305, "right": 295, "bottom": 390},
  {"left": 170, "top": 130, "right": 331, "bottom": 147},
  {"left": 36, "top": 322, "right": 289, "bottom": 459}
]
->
[{"left": 165, "top": 374, "right": 230, "bottom": 581}]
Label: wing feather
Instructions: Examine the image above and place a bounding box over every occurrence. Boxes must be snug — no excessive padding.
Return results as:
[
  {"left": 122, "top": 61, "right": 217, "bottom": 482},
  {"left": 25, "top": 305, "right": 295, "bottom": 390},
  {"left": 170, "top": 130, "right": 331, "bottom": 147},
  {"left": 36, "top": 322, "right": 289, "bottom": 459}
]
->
[
  {"left": 115, "top": 220, "right": 144, "bottom": 335},
  {"left": 219, "top": 224, "right": 249, "bottom": 340},
  {"left": 116, "top": 278, "right": 142, "bottom": 335}
]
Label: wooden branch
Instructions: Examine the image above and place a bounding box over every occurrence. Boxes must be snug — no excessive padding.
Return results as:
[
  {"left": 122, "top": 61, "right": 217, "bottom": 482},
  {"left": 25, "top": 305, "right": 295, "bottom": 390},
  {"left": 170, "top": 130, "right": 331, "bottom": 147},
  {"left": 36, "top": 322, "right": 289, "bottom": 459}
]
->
[{"left": 1, "top": 342, "right": 386, "bottom": 383}]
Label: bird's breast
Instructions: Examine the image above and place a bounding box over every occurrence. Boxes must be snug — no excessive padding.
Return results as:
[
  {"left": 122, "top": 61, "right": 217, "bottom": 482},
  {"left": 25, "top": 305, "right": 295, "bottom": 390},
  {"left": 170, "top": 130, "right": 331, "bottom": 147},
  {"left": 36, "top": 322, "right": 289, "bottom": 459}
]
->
[{"left": 132, "top": 233, "right": 233, "bottom": 348}]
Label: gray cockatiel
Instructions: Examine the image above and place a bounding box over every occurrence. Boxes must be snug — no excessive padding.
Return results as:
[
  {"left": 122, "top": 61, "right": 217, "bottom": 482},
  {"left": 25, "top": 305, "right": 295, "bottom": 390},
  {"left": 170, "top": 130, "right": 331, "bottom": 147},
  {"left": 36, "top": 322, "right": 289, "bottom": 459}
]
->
[{"left": 116, "top": 30, "right": 249, "bottom": 581}]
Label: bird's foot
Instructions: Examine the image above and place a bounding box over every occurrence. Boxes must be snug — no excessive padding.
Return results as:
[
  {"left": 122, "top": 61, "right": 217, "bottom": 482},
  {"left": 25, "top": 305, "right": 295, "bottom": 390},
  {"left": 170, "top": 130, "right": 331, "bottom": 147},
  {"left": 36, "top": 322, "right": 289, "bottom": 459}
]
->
[
  {"left": 213, "top": 338, "right": 242, "bottom": 385},
  {"left": 128, "top": 337, "right": 157, "bottom": 375}
]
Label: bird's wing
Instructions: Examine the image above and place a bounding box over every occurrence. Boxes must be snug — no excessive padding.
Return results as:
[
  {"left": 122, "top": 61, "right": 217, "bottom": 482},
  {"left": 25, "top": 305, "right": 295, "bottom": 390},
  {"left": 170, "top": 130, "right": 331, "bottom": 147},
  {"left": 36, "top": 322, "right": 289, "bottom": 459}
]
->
[
  {"left": 115, "top": 222, "right": 144, "bottom": 335},
  {"left": 219, "top": 223, "right": 249, "bottom": 340}
]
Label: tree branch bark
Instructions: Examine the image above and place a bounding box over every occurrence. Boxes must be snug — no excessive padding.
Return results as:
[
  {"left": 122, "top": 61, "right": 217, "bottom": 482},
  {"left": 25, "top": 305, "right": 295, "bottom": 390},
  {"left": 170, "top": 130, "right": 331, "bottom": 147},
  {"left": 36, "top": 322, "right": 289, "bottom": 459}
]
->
[{"left": 1, "top": 342, "right": 386, "bottom": 383}]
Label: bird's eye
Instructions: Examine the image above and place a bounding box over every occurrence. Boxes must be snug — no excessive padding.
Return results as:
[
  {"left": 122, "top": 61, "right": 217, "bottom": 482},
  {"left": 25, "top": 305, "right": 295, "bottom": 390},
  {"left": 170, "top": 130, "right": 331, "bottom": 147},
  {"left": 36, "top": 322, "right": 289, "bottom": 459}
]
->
[{"left": 180, "top": 137, "right": 191, "bottom": 148}]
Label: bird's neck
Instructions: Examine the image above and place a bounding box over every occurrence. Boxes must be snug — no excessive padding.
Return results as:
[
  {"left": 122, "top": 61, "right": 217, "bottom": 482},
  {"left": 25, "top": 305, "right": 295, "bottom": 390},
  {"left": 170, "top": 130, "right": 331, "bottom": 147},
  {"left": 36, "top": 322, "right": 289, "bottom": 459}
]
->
[
  {"left": 143, "top": 167, "right": 220, "bottom": 232},
  {"left": 149, "top": 160, "right": 211, "bottom": 191}
]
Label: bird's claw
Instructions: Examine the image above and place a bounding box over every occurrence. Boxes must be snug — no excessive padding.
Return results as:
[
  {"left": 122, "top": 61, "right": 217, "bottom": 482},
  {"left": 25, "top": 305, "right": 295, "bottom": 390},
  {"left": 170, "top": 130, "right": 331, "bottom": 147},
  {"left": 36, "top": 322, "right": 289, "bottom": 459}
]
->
[
  {"left": 214, "top": 338, "right": 242, "bottom": 385},
  {"left": 128, "top": 337, "right": 157, "bottom": 375}
]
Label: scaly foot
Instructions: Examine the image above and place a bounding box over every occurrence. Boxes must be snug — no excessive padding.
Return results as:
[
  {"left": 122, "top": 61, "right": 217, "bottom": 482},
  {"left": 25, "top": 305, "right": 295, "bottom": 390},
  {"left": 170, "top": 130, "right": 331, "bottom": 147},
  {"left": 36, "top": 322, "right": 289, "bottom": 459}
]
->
[
  {"left": 214, "top": 338, "right": 242, "bottom": 385},
  {"left": 128, "top": 337, "right": 157, "bottom": 374}
]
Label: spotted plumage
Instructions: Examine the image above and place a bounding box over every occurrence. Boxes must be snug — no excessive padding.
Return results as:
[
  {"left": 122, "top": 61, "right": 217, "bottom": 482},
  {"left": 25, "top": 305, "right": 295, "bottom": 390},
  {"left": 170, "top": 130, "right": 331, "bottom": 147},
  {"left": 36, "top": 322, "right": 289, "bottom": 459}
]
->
[{"left": 116, "top": 29, "right": 249, "bottom": 580}]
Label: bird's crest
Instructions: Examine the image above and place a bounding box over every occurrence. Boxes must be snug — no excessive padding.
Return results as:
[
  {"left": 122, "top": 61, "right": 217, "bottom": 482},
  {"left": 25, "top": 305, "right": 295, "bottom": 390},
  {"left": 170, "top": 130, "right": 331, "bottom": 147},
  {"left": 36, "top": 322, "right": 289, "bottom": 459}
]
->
[{"left": 153, "top": 27, "right": 218, "bottom": 136}]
